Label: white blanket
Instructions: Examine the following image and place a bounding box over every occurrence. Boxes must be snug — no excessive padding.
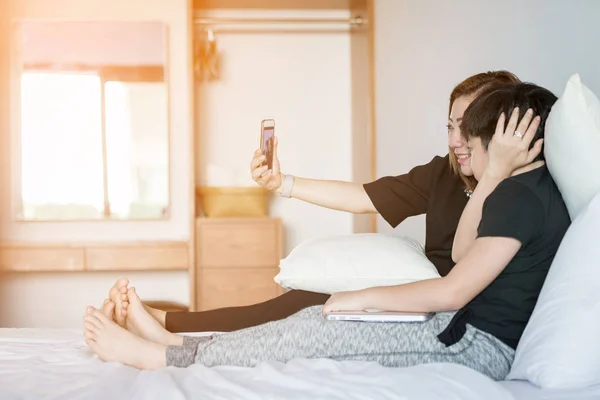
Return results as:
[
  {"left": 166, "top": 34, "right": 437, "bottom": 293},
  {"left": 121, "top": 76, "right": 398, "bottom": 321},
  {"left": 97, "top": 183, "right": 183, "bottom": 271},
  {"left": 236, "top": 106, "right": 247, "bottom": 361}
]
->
[{"left": 0, "top": 328, "right": 597, "bottom": 400}]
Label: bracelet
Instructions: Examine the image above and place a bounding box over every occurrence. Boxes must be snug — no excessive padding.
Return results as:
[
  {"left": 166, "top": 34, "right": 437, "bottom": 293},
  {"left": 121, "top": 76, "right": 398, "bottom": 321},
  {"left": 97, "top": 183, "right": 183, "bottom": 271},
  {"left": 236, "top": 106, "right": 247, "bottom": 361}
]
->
[{"left": 280, "top": 174, "right": 295, "bottom": 198}]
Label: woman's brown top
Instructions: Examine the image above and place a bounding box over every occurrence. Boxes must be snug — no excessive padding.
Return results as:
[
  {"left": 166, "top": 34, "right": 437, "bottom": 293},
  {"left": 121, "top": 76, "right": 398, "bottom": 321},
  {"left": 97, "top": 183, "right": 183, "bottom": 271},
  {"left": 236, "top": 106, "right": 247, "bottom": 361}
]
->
[{"left": 363, "top": 154, "right": 469, "bottom": 276}]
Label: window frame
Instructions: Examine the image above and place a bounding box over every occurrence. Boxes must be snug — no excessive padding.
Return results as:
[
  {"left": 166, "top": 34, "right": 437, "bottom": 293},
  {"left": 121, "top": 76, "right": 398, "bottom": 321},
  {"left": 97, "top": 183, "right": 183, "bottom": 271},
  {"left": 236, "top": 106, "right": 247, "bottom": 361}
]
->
[{"left": 13, "top": 63, "right": 165, "bottom": 221}]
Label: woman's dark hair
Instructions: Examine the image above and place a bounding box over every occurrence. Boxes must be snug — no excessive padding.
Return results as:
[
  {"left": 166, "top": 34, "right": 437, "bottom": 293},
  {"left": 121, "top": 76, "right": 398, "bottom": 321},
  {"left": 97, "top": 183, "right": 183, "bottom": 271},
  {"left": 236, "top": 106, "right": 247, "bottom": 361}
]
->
[
  {"left": 460, "top": 83, "right": 558, "bottom": 162},
  {"left": 448, "top": 71, "right": 521, "bottom": 190}
]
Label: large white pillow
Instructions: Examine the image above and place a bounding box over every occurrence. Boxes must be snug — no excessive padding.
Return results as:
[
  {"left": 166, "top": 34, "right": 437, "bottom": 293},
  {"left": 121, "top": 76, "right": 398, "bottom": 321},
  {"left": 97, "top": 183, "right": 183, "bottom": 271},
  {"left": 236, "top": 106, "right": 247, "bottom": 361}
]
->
[
  {"left": 507, "top": 190, "right": 600, "bottom": 389},
  {"left": 544, "top": 73, "right": 600, "bottom": 220},
  {"left": 274, "top": 233, "right": 441, "bottom": 295}
]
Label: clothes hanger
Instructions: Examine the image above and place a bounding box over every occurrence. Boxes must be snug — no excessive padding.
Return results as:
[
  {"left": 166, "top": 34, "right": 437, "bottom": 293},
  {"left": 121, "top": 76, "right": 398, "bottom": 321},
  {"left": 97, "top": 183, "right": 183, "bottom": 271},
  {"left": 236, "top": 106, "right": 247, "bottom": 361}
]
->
[
  {"left": 205, "top": 28, "right": 219, "bottom": 81},
  {"left": 194, "top": 28, "right": 219, "bottom": 82}
]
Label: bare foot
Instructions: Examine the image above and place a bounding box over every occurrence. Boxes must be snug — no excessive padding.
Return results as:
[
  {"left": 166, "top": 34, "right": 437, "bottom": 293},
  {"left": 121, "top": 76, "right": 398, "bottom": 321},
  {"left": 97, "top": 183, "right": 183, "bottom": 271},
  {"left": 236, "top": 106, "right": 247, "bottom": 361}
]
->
[
  {"left": 123, "top": 287, "right": 183, "bottom": 347},
  {"left": 83, "top": 306, "right": 166, "bottom": 370},
  {"left": 108, "top": 278, "right": 129, "bottom": 327},
  {"left": 108, "top": 278, "right": 166, "bottom": 328}
]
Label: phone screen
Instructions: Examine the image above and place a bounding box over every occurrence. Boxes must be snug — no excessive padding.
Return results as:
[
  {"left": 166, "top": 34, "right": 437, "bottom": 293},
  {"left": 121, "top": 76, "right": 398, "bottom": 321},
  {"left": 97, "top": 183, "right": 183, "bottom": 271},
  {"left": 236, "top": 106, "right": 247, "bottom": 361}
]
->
[{"left": 262, "top": 125, "right": 275, "bottom": 170}]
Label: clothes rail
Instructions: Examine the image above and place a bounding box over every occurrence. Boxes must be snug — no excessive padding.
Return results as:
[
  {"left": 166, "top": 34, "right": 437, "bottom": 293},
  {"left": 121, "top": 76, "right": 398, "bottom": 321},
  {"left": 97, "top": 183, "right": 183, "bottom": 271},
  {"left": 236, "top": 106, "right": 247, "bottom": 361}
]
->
[{"left": 193, "top": 15, "right": 366, "bottom": 26}]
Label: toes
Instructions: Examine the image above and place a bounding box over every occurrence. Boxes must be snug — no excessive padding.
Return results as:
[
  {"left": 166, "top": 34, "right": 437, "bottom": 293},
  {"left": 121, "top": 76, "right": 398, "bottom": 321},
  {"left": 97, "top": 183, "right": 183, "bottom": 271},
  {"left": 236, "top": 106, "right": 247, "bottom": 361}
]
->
[
  {"left": 84, "top": 322, "right": 98, "bottom": 340},
  {"left": 86, "top": 338, "right": 102, "bottom": 357},
  {"left": 84, "top": 321, "right": 95, "bottom": 331},
  {"left": 114, "top": 298, "right": 127, "bottom": 327},
  {"left": 109, "top": 286, "right": 119, "bottom": 302},
  {"left": 116, "top": 277, "right": 129, "bottom": 288},
  {"left": 119, "top": 293, "right": 129, "bottom": 318},
  {"left": 127, "top": 287, "right": 141, "bottom": 307},
  {"left": 121, "top": 301, "right": 129, "bottom": 317},
  {"left": 92, "top": 308, "right": 111, "bottom": 324},
  {"left": 101, "top": 301, "right": 115, "bottom": 320},
  {"left": 83, "top": 313, "right": 104, "bottom": 331},
  {"left": 110, "top": 278, "right": 129, "bottom": 303},
  {"left": 117, "top": 278, "right": 129, "bottom": 293},
  {"left": 84, "top": 337, "right": 96, "bottom": 348}
]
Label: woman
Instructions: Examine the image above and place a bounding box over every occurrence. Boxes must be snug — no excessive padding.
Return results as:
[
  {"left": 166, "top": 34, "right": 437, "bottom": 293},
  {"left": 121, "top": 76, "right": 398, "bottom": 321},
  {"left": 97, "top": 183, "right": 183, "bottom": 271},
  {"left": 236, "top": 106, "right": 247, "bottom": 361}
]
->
[
  {"left": 84, "top": 82, "right": 568, "bottom": 381},
  {"left": 107, "top": 71, "right": 521, "bottom": 333}
]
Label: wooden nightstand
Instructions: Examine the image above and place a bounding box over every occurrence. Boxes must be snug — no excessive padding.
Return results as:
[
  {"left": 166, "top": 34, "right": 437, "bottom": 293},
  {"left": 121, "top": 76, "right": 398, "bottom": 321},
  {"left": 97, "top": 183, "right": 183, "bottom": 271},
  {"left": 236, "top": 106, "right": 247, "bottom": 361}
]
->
[{"left": 195, "top": 217, "right": 284, "bottom": 311}]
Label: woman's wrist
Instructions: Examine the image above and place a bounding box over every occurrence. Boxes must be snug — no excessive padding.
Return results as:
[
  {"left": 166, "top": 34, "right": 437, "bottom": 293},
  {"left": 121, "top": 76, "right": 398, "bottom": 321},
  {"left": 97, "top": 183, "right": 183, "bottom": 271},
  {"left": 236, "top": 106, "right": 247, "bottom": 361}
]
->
[
  {"left": 482, "top": 166, "right": 511, "bottom": 182},
  {"left": 275, "top": 173, "right": 284, "bottom": 195},
  {"left": 278, "top": 173, "right": 295, "bottom": 198},
  {"left": 355, "top": 287, "right": 378, "bottom": 310}
]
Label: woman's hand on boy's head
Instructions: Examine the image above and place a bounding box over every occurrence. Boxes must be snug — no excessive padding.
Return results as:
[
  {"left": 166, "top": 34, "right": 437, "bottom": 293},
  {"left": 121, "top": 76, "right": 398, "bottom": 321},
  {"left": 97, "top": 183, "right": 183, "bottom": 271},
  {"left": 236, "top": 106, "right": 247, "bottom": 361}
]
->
[{"left": 485, "top": 107, "right": 543, "bottom": 179}]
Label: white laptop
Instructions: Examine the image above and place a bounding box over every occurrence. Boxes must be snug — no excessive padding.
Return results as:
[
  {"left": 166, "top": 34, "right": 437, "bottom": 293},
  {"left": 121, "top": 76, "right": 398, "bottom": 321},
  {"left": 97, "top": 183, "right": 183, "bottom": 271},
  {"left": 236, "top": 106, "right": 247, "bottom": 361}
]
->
[{"left": 325, "top": 310, "right": 434, "bottom": 323}]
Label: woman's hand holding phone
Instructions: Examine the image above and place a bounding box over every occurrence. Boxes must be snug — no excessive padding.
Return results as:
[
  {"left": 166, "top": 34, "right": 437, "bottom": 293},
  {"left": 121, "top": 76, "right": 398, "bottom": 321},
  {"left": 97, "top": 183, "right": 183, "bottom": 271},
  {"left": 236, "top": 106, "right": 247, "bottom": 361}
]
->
[{"left": 251, "top": 136, "right": 283, "bottom": 192}]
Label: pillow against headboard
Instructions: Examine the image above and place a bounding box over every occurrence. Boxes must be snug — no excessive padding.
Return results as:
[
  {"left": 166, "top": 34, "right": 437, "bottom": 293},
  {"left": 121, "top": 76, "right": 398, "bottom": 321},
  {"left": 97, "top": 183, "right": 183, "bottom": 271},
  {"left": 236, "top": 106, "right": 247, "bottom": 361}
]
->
[
  {"left": 507, "top": 190, "right": 600, "bottom": 389},
  {"left": 544, "top": 73, "right": 600, "bottom": 220},
  {"left": 274, "top": 233, "right": 441, "bottom": 295}
]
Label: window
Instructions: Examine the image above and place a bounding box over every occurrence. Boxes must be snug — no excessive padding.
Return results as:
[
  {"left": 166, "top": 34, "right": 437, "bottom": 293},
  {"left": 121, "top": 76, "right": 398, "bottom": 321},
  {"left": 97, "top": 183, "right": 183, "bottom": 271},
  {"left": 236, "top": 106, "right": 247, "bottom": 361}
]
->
[
  {"left": 19, "top": 71, "right": 169, "bottom": 220},
  {"left": 21, "top": 72, "right": 105, "bottom": 219},
  {"left": 15, "top": 20, "right": 169, "bottom": 221}
]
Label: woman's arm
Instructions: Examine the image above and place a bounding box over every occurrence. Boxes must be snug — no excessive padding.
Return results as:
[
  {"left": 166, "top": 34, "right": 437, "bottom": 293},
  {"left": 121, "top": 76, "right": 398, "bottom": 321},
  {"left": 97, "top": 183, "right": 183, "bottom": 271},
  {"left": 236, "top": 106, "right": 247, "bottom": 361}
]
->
[
  {"left": 276, "top": 174, "right": 376, "bottom": 214},
  {"left": 250, "top": 137, "right": 377, "bottom": 214},
  {"left": 451, "top": 172, "right": 504, "bottom": 262},
  {"left": 251, "top": 137, "right": 440, "bottom": 219},
  {"left": 322, "top": 236, "right": 521, "bottom": 314}
]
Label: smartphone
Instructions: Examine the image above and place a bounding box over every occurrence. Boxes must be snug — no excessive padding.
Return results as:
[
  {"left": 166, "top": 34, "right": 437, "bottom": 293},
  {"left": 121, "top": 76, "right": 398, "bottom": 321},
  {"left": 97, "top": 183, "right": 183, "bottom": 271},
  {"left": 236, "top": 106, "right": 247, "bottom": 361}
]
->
[{"left": 260, "top": 119, "right": 275, "bottom": 171}]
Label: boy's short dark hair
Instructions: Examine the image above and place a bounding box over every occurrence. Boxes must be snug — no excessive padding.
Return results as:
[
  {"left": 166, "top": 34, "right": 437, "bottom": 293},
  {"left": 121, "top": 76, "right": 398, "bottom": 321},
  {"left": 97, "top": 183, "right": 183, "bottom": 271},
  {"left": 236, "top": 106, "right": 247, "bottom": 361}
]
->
[{"left": 460, "top": 83, "right": 558, "bottom": 162}]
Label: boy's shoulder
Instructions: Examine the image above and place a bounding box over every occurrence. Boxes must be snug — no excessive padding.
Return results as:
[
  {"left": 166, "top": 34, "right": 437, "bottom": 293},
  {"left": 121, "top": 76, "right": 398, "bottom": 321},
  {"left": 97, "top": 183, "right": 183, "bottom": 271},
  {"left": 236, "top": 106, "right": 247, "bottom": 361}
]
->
[
  {"left": 478, "top": 165, "right": 570, "bottom": 248},
  {"left": 482, "top": 166, "right": 570, "bottom": 236},
  {"left": 490, "top": 166, "right": 554, "bottom": 207}
]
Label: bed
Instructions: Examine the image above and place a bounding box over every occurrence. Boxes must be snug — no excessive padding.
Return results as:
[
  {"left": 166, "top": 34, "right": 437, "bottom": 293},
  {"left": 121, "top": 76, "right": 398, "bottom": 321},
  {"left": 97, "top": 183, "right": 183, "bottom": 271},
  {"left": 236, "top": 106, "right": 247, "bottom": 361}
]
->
[{"left": 1, "top": 328, "right": 599, "bottom": 400}]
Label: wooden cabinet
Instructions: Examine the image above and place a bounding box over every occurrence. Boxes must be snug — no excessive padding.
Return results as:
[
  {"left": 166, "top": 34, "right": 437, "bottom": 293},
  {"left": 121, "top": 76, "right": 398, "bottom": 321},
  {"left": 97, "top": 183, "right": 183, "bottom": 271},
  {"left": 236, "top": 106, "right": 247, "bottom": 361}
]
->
[{"left": 195, "top": 217, "right": 283, "bottom": 311}]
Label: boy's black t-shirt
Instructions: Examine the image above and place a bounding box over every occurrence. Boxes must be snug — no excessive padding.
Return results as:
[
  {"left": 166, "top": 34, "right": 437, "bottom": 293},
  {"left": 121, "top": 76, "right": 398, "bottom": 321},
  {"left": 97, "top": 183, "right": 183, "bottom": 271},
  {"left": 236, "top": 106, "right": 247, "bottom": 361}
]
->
[{"left": 438, "top": 166, "right": 571, "bottom": 350}]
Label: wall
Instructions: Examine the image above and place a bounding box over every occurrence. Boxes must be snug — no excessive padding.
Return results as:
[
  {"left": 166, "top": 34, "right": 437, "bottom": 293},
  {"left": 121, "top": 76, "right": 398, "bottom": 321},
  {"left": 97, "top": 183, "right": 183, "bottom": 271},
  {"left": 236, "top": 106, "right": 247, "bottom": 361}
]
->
[
  {"left": 373, "top": 0, "right": 600, "bottom": 243},
  {"left": 349, "top": 1, "right": 372, "bottom": 234},
  {"left": 19, "top": 21, "right": 166, "bottom": 66},
  {"left": 194, "top": 9, "right": 357, "bottom": 254},
  {"left": 0, "top": 0, "right": 192, "bottom": 328},
  {"left": 0, "top": 0, "right": 10, "bottom": 321},
  {"left": 3, "top": 0, "right": 191, "bottom": 242}
]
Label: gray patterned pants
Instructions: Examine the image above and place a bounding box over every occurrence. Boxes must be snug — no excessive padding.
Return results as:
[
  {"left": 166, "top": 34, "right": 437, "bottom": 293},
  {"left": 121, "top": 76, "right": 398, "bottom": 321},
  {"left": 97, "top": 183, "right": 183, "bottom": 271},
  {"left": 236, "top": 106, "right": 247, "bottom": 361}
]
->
[{"left": 166, "top": 306, "right": 514, "bottom": 381}]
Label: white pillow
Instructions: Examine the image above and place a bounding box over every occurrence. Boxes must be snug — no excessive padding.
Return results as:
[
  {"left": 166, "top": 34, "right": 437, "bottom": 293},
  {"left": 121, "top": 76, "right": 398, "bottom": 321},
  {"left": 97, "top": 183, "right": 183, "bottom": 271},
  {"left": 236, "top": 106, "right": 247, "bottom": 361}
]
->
[
  {"left": 507, "top": 191, "right": 600, "bottom": 389},
  {"left": 274, "top": 233, "right": 441, "bottom": 295},
  {"left": 544, "top": 73, "right": 600, "bottom": 220}
]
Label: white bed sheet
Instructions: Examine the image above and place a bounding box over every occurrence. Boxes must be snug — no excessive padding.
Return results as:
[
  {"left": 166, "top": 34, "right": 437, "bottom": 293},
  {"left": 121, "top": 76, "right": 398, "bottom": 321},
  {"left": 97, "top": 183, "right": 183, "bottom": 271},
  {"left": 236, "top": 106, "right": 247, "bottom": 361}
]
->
[
  {"left": 0, "top": 328, "right": 598, "bottom": 400},
  {"left": 499, "top": 380, "right": 600, "bottom": 400}
]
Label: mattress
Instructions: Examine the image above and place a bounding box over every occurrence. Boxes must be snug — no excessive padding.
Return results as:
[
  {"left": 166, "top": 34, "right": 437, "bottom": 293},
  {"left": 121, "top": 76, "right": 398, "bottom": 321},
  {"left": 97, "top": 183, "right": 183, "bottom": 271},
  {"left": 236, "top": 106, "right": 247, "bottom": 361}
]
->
[{"left": 1, "top": 328, "right": 599, "bottom": 400}]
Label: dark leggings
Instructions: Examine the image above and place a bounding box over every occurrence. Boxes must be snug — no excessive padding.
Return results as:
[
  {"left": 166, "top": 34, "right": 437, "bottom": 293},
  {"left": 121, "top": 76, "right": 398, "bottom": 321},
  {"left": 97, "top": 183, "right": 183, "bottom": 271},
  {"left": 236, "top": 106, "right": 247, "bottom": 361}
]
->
[{"left": 165, "top": 290, "right": 330, "bottom": 333}]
